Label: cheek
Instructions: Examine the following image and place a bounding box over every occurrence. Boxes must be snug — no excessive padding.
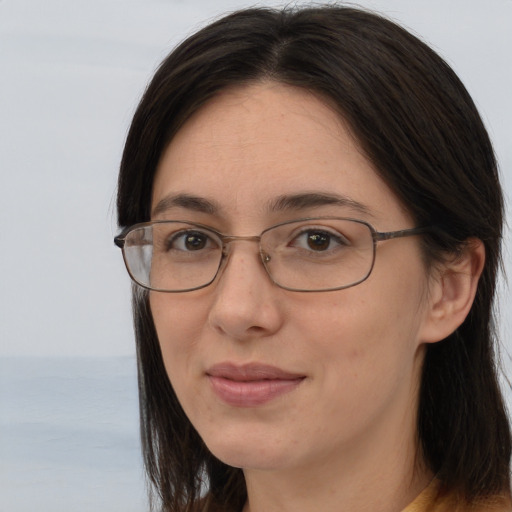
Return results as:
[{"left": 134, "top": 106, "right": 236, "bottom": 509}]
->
[
  {"left": 296, "top": 262, "right": 429, "bottom": 381},
  {"left": 295, "top": 280, "right": 427, "bottom": 427},
  {"left": 149, "top": 292, "right": 208, "bottom": 376}
]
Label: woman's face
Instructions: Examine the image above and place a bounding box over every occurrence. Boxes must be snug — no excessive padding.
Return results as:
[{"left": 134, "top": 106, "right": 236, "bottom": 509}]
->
[{"left": 150, "top": 82, "right": 435, "bottom": 474}]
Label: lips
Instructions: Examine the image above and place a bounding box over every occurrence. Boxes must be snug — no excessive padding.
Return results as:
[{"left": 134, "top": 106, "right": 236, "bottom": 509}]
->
[{"left": 206, "top": 363, "right": 305, "bottom": 407}]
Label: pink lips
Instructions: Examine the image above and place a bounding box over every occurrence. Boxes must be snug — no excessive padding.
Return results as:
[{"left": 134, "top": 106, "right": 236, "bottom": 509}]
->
[{"left": 206, "top": 363, "right": 305, "bottom": 407}]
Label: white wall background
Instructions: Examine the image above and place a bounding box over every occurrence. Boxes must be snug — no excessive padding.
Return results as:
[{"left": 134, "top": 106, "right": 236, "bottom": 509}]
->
[{"left": 1, "top": 0, "right": 511, "bottom": 363}]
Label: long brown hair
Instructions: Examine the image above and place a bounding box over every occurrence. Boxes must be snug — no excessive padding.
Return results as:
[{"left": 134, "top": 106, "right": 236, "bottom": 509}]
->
[{"left": 117, "top": 5, "right": 511, "bottom": 511}]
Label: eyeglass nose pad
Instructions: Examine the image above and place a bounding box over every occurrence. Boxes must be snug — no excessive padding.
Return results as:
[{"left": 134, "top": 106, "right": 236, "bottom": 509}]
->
[{"left": 261, "top": 252, "right": 271, "bottom": 263}]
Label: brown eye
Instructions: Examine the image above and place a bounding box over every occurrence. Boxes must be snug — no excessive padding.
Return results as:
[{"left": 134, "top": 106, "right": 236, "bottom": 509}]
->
[
  {"left": 167, "top": 230, "right": 212, "bottom": 252},
  {"left": 285, "top": 225, "right": 351, "bottom": 255},
  {"left": 184, "top": 233, "right": 208, "bottom": 250},
  {"left": 306, "top": 232, "right": 331, "bottom": 251}
]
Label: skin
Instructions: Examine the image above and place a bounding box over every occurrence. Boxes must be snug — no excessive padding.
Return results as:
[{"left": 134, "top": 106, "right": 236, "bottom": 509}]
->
[{"left": 149, "top": 82, "right": 476, "bottom": 512}]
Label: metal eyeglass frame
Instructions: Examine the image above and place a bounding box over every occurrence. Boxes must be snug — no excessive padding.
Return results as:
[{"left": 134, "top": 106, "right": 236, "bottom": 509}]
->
[{"left": 114, "top": 217, "right": 432, "bottom": 293}]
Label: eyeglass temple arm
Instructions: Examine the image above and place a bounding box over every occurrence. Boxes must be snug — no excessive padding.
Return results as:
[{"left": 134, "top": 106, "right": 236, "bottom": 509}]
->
[
  {"left": 374, "top": 226, "right": 432, "bottom": 242},
  {"left": 114, "top": 235, "right": 125, "bottom": 248}
]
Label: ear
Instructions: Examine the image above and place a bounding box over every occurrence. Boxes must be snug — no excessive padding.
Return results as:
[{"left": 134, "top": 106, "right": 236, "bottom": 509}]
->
[{"left": 420, "top": 238, "right": 485, "bottom": 344}]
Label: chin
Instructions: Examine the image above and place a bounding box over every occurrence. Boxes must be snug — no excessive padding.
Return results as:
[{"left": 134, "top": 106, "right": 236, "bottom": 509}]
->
[{"left": 200, "top": 425, "right": 296, "bottom": 471}]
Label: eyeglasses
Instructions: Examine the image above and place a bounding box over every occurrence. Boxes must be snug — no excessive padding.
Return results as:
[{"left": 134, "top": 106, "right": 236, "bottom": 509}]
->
[{"left": 114, "top": 217, "right": 429, "bottom": 293}]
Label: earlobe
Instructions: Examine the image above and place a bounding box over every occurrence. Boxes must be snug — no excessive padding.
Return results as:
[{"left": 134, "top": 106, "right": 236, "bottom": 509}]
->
[{"left": 420, "top": 238, "right": 485, "bottom": 344}]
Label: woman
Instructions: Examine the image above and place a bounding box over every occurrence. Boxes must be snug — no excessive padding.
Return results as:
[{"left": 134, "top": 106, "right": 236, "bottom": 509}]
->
[{"left": 114, "top": 5, "right": 511, "bottom": 512}]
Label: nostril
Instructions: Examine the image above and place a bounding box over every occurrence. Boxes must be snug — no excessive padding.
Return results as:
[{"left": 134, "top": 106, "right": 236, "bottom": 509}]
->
[{"left": 248, "top": 325, "right": 266, "bottom": 335}]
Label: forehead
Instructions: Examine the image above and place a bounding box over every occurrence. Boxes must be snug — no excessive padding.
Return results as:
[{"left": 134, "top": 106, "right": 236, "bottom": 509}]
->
[{"left": 152, "top": 82, "right": 409, "bottom": 229}]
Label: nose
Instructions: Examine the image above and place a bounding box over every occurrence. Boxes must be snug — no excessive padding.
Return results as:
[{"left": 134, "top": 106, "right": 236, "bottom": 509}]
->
[{"left": 207, "top": 242, "right": 284, "bottom": 341}]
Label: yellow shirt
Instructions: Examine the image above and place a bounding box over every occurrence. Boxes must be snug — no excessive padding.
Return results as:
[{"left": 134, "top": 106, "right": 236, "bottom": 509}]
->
[
  {"left": 200, "top": 479, "right": 512, "bottom": 511},
  {"left": 403, "top": 479, "right": 512, "bottom": 512}
]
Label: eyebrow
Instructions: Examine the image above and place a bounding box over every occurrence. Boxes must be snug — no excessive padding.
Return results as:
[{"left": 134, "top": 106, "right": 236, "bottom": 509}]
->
[
  {"left": 267, "top": 192, "right": 373, "bottom": 217},
  {"left": 151, "top": 191, "right": 373, "bottom": 218},
  {"left": 152, "top": 193, "right": 220, "bottom": 217}
]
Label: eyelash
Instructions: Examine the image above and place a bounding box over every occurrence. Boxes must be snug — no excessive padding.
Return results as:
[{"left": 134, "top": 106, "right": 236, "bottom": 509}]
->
[
  {"left": 288, "top": 227, "right": 349, "bottom": 250},
  {"left": 166, "top": 230, "right": 216, "bottom": 251}
]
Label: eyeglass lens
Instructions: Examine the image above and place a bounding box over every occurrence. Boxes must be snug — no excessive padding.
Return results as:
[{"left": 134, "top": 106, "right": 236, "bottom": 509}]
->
[{"left": 121, "top": 219, "right": 376, "bottom": 292}]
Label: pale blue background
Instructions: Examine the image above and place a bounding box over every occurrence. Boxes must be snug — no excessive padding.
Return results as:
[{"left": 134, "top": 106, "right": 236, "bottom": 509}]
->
[{"left": 1, "top": 0, "right": 511, "bottom": 510}]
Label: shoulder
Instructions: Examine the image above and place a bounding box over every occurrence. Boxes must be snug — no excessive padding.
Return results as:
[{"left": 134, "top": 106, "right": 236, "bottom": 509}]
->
[
  {"left": 403, "top": 479, "right": 512, "bottom": 512},
  {"left": 468, "top": 495, "right": 512, "bottom": 512}
]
